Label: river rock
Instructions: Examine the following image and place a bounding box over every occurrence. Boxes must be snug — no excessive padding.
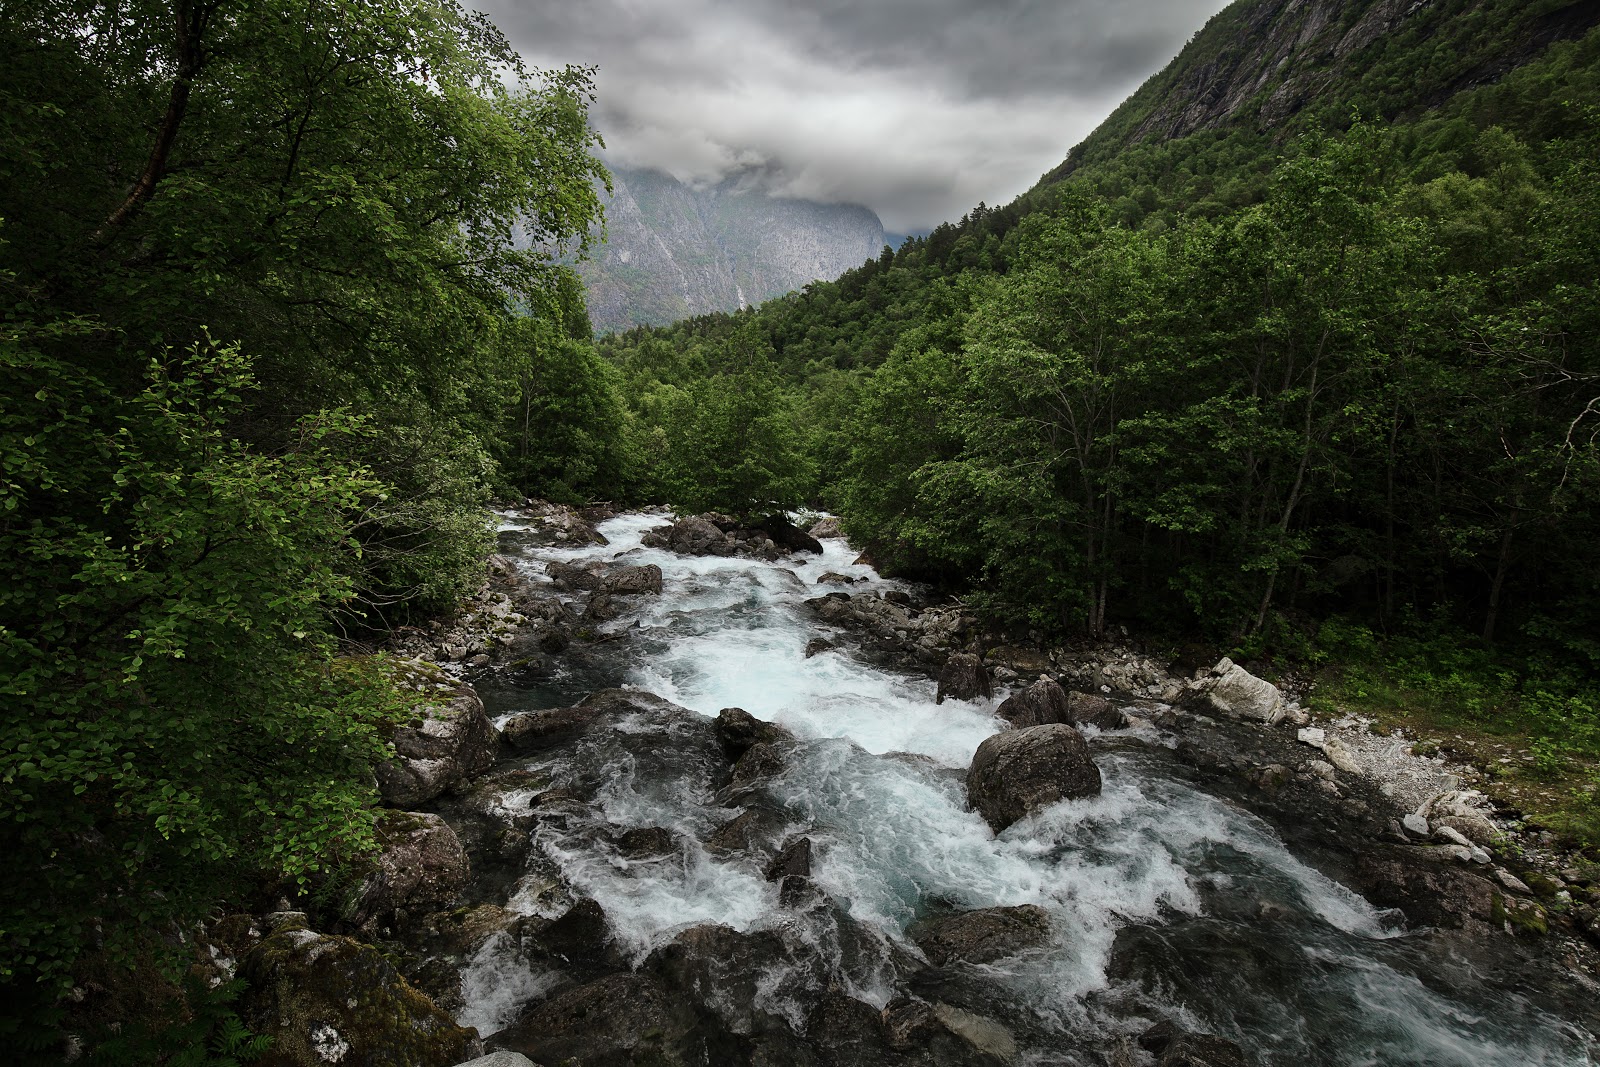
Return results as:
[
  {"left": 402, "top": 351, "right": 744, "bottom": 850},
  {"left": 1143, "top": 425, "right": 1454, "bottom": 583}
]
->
[
  {"left": 1353, "top": 848, "right": 1498, "bottom": 928},
  {"left": 1189, "top": 657, "right": 1286, "bottom": 723},
  {"left": 604, "top": 563, "right": 663, "bottom": 595},
  {"left": 756, "top": 514, "right": 825, "bottom": 554},
  {"left": 503, "top": 689, "right": 690, "bottom": 755},
  {"left": 641, "top": 514, "right": 734, "bottom": 556},
  {"left": 377, "top": 682, "right": 498, "bottom": 808},
  {"left": 451, "top": 1054, "right": 537, "bottom": 1067},
  {"left": 808, "top": 516, "right": 844, "bottom": 539},
  {"left": 346, "top": 811, "right": 470, "bottom": 936},
  {"left": 1418, "top": 790, "right": 1499, "bottom": 845},
  {"left": 1066, "top": 690, "right": 1125, "bottom": 730},
  {"left": 492, "top": 973, "right": 737, "bottom": 1066},
  {"left": 714, "top": 706, "right": 793, "bottom": 761},
  {"left": 240, "top": 919, "right": 478, "bottom": 1067},
  {"left": 994, "top": 678, "right": 1070, "bottom": 728},
  {"left": 1402, "top": 813, "right": 1430, "bottom": 839},
  {"left": 967, "top": 725, "right": 1102, "bottom": 833},
  {"left": 526, "top": 898, "right": 621, "bottom": 975},
  {"left": 545, "top": 560, "right": 604, "bottom": 591},
  {"left": 937, "top": 652, "right": 993, "bottom": 704},
  {"left": 764, "top": 836, "right": 812, "bottom": 881},
  {"left": 909, "top": 905, "right": 1052, "bottom": 965},
  {"left": 1139, "top": 1022, "right": 1248, "bottom": 1067},
  {"left": 805, "top": 637, "right": 835, "bottom": 657}
]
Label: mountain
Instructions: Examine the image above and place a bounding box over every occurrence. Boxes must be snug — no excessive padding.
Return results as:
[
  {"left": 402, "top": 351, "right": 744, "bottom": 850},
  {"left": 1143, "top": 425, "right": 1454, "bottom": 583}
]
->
[
  {"left": 1044, "top": 0, "right": 1600, "bottom": 187},
  {"left": 577, "top": 166, "right": 886, "bottom": 334}
]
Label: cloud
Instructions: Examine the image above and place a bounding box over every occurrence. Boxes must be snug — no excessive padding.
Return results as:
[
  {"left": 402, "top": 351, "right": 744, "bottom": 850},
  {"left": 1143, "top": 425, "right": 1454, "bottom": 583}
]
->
[{"left": 470, "top": 0, "right": 1230, "bottom": 231}]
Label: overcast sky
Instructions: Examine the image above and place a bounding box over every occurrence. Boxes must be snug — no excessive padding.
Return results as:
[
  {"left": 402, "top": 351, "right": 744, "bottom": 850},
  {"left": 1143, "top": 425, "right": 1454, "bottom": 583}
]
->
[{"left": 471, "top": 0, "right": 1234, "bottom": 232}]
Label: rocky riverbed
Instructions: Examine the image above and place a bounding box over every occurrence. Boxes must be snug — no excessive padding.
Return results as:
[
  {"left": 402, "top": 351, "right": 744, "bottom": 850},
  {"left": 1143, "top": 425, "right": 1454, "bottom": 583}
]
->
[{"left": 225, "top": 504, "right": 1600, "bottom": 1066}]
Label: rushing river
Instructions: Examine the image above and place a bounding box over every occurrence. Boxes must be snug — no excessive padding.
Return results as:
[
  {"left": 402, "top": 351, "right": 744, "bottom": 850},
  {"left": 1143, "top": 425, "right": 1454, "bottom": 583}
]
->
[{"left": 457, "top": 511, "right": 1596, "bottom": 1066}]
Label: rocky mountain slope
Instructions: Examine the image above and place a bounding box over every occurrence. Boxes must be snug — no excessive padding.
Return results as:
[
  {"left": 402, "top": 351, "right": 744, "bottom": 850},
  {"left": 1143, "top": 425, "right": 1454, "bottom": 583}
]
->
[
  {"left": 1044, "top": 0, "right": 1600, "bottom": 185},
  {"left": 577, "top": 166, "right": 886, "bottom": 334}
]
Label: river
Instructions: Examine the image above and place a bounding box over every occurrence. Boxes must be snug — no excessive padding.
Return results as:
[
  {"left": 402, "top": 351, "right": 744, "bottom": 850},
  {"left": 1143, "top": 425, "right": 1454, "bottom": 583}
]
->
[{"left": 453, "top": 511, "right": 1596, "bottom": 1066}]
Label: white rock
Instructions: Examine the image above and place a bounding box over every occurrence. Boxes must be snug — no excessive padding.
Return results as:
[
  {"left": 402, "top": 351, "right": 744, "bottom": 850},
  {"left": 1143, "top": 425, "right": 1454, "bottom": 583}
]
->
[
  {"left": 1321, "top": 737, "right": 1362, "bottom": 775},
  {"left": 1297, "top": 727, "right": 1327, "bottom": 746},
  {"left": 1195, "top": 658, "right": 1286, "bottom": 722},
  {"left": 1308, "top": 760, "right": 1336, "bottom": 781},
  {"left": 1495, "top": 869, "right": 1532, "bottom": 895},
  {"left": 1402, "top": 814, "right": 1430, "bottom": 838},
  {"left": 1433, "top": 825, "right": 1473, "bottom": 849}
]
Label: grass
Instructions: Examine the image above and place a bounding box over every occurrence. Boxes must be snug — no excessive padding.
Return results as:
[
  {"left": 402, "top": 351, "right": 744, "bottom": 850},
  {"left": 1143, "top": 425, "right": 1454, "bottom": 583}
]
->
[{"left": 1304, "top": 617, "right": 1600, "bottom": 853}]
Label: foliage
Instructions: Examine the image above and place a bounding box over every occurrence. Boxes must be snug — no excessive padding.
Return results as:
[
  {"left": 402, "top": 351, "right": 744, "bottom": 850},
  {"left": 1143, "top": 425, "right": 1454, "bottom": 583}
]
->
[
  {"left": 0, "top": 335, "right": 410, "bottom": 990},
  {"left": 0, "top": 0, "right": 613, "bottom": 1037}
]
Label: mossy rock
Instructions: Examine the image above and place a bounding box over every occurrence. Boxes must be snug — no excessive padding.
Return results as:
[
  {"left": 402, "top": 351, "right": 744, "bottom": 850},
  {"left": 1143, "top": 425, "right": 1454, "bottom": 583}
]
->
[
  {"left": 240, "top": 926, "right": 478, "bottom": 1066},
  {"left": 1491, "top": 892, "right": 1550, "bottom": 936}
]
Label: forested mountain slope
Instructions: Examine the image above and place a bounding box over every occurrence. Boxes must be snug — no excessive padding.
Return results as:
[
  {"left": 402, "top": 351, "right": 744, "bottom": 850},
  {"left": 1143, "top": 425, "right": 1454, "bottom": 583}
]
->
[
  {"left": 577, "top": 165, "right": 886, "bottom": 332},
  {"left": 592, "top": 0, "right": 1600, "bottom": 801}
]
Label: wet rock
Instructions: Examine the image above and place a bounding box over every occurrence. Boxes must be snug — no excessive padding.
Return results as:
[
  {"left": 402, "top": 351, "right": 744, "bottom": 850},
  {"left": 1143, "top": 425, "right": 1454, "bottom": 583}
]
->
[
  {"left": 763, "top": 837, "right": 812, "bottom": 881},
  {"left": 929, "top": 1003, "right": 1018, "bottom": 1064},
  {"left": 778, "top": 874, "right": 818, "bottom": 908},
  {"left": 503, "top": 689, "right": 690, "bottom": 755},
  {"left": 581, "top": 590, "right": 623, "bottom": 623},
  {"left": 612, "top": 826, "right": 681, "bottom": 859},
  {"left": 909, "top": 905, "right": 1052, "bottom": 965},
  {"left": 994, "top": 678, "right": 1070, "bottom": 729},
  {"left": 1066, "top": 690, "right": 1126, "bottom": 730},
  {"left": 1139, "top": 1022, "right": 1249, "bottom": 1067},
  {"left": 492, "top": 972, "right": 732, "bottom": 1066},
  {"left": 604, "top": 563, "right": 662, "bottom": 595},
  {"left": 377, "top": 682, "right": 498, "bottom": 808},
  {"left": 805, "top": 637, "right": 835, "bottom": 657},
  {"left": 1354, "top": 848, "right": 1498, "bottom": 928},
  {"left": 641, "top": 515, "right": 734, "bottom": 557},
  {"left": 705, "top": 809, "right": 765, "bottom": 852},
  {"left": 545, "top": 560, "right": 604, "bottom": 591},
  {"left": 643, "top": 924, "right": 799, "bottom": 1036},
  {"left": 755, "top": 514, "right": 824, "bottom": 554},
  {"left": 1189, "top": 657, "right": 1286, "bottom": 723},
  {"left": 521, "top": 898, "right": 624, "bottom": 979},
  {"left": 806, "top": 988, "right": 894, "bottom": 1066},
  {"left": 239, "top": 922, "right": 477, "bottom": 1067},
  {"left": 967, "top": 724, "right": 1102, "bottom": 833},
  {"left": 451, "top": 1053, "right": 537, "bottom": 1067},
  {"left": 808, "top": 516, "right": 844, "bottom": 539},
  {"left": 346, "top": 811, "right": 469, "bottom": 936},
  {"left": 727, "top": 741, "right": 786, "bottom": 791},
  {"left": 714, "top": 706, "right": 793, "bottom": 762},
  {"left": 937, "top": 653, "right": 993, "bottom": 705},
  {"left": 818, "top": 572, "right": 857, "bottom": 585}
]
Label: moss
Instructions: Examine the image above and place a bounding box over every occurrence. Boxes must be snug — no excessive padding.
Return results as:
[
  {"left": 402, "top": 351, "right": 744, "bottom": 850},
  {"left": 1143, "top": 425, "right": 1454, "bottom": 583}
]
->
[
  {"left": 1490, "top": 892, "right": 1550, "bottom": 936},
  {"left": 240, "top": 928, "right": 476, "bottom": 1067}
]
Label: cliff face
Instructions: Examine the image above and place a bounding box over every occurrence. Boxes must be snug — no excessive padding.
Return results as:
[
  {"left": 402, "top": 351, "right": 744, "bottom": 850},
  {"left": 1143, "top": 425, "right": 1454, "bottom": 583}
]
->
[
  {"left": 1044, "top": 0, "right": 1600, "bottom": 184},
  {"left": 579, "top": 166, "right": 885, "bottom": 334}
]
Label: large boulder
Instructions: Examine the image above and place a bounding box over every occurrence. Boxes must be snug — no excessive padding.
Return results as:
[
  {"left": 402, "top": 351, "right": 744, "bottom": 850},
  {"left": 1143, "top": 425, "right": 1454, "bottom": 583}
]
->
[
  {"left": 491, "top": 973, "right": 741, "bottom": 1066},
  {"left": 502, "top": 689, "right": 689, "bottom": 755},
  {"left": 377, "top": 682, "right": 498, "bottom": 808},
  {"left": 994, "top": 678, "right": 1070, "bottom": 728},
  {"left": 1190, "top": 657, "right": 1287, "bottom": 723},
  {"left": 713, "top": 706, "right": 793, "bottom": 761},
  {"left": 545, "top": 560, "right": 604, "bottom": 591},
  {"left": 808, "top": 516, "right": 844, "bottom": 539},
  {"left": 909, "top": 905, "right": 1052, "bottom": 966},
  {"left": 239, "top": 918, "right": 478, "bottom": 1067},
  {"left": 936, "top": 653, "right": 993, "bottom": 704},
  {"left": 755, "top": 514, "right": 824, "bottom": 554},
  {"left": 346, "top": 811, "right": 470, "bottom": 936},
  {"left": 604, "top": 563, "right": 663, "bottom": 595},
  {"left": 1065, "top": 690, "right": 1126, "bottom": 731},
  {"left": 967, "top": 725, "right": 1102, "bottom": 833},
  {"left": 641, "top": 515, "right": 733, "bottom": 556}
]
